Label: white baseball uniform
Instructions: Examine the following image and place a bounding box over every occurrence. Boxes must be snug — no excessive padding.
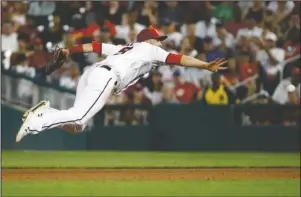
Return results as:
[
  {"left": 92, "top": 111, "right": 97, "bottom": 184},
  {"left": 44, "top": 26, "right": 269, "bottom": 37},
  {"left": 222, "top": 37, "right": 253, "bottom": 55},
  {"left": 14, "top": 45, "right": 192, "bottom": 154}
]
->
[{"left": 28, "top": 42, "right": 171, "bottom": 133}]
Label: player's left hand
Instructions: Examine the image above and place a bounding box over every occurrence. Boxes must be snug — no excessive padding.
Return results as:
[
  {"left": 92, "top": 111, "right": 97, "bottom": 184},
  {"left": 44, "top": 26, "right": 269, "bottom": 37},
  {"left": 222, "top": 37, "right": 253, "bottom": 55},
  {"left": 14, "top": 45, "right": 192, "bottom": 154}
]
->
[
  {"left": 206, "top": 58, "right": 228, "bottom": 72},
  {"left": 44, "top": 46, "right": 69, "bottom": 74}
]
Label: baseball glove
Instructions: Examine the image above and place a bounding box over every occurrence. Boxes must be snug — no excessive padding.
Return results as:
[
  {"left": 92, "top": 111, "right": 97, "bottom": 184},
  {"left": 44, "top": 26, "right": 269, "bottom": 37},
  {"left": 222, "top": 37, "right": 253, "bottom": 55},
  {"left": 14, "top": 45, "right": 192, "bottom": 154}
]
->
[{"left": 44, "top": 45, "right": 68, "bottom": 75}]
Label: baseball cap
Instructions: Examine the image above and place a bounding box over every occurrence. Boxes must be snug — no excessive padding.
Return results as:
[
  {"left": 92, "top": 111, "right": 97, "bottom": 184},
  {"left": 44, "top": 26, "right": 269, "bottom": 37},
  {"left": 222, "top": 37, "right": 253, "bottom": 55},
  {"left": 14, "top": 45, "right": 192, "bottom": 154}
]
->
[
  {"left": 137, "top": 28, "right": 167, "bottom": 42},
  {"left": 265, "top": 32, "right": 277, "bottom": 42}
]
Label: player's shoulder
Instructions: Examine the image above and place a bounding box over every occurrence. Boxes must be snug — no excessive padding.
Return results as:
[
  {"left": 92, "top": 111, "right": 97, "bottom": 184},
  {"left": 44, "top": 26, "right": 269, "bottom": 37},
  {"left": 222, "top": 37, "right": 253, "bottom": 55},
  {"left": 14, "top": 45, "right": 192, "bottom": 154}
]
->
[
  {"left": 134, "top": 42, "right": 152, "bottom": 48},
  {"left": 134, "top": 42, "right": 161, "bottom": 51}
]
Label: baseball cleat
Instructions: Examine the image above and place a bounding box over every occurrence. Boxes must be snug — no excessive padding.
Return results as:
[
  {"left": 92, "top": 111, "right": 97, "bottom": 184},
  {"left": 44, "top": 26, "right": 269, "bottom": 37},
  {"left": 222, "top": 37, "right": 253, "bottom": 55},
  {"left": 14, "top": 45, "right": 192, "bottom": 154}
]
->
[
  {"left": 16, "top": 101, "right": 50, "bottom": 142},
  {"left": 22, "top": 100, "right": 49, "bottom": 121}
]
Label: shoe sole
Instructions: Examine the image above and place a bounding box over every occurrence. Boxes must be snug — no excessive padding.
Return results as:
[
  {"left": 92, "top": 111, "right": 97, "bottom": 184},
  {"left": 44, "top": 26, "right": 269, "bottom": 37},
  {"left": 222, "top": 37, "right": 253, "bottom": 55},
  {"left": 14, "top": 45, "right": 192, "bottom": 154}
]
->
[
  {"left": 16, "top": 101, "right": 48, "bottom": 142},
  {"left": 22, "top": 100, "right": 48, "bottom": 121},
  {"left": 16, "top": 112, "right": 35, "bottom": 142}
]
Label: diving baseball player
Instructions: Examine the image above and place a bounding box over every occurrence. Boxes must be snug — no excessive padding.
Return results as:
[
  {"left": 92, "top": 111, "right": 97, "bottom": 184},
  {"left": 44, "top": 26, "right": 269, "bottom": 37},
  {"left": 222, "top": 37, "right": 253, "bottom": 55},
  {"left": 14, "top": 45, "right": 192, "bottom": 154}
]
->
[{"left": 16, "top": 28, "right": 227, "bottom": 142}]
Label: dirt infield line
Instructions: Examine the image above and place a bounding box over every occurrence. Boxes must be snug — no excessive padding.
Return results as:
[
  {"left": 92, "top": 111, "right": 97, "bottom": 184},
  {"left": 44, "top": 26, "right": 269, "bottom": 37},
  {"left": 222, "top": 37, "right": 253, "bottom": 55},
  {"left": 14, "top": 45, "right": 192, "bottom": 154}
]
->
[
  {"left": 2, "top": 168, "right": 300, "bottom": 181},
  {"left": 3, "top": 166, "right": 300, "bottom": 169}
]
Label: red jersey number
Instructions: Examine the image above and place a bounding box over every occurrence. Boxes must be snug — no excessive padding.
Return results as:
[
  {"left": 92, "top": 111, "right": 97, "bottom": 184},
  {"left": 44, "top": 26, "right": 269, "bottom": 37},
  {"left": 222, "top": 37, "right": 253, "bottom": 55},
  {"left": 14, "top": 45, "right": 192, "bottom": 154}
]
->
[{"left": 114, "top": 43, "right": 133, "bottom": 55}]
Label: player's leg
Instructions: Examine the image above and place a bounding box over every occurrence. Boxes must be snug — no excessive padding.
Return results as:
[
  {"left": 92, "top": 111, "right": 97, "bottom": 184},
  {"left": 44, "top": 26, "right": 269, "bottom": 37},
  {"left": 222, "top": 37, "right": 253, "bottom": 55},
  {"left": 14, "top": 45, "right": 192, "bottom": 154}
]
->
[
  {"left": 56, "top": 66, "right": 92, "bottom": 133},
  {"left": 16, "top": 67, "right": 117, "bottom": 142},
  {"left": 22, "top": 67, "right": 91, "bottom": 134},
  {"left": 43, "top": 107, "right": 85, "bottom": 134}
]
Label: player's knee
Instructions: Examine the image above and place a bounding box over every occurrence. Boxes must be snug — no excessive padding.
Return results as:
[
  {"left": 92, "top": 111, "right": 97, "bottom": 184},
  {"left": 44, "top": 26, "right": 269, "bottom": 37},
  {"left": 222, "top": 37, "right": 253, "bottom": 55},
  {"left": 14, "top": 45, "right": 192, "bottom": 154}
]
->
[
  {"left": 67, "top": 108, "right": 89, "bottom": 126},
  {"left": 75, "top": 119, "right": 86, "bottom": 126}
]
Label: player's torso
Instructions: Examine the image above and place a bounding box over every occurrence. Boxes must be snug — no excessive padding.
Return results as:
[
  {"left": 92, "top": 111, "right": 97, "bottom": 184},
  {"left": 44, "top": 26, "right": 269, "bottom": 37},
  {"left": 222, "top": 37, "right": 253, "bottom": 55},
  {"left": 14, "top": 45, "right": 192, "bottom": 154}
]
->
[{"left": 102, "top": 42, "right": 164, "bottom": 92}]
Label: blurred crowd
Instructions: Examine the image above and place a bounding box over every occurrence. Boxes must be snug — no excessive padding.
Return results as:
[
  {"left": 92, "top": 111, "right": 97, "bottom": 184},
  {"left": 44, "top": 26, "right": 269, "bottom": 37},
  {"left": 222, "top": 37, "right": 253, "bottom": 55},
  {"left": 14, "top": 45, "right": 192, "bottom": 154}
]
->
[{"left": 1, "top": 1, "right": 300, "bottom": 108}]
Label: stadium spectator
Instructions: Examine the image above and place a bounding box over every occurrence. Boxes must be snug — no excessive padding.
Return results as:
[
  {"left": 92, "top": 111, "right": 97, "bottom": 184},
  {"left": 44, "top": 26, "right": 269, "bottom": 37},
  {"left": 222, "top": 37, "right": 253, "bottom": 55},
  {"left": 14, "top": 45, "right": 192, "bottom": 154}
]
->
[
  {"left": 180, "top": 22, "right": 203, "bottom": 53},
  {"left": 283, "top": 14, "right": 300, "bottom": 59},
  {"left": 39, "top": 15, "right": 64, "bottom": 46},
  {"left": 51, "top": 60, "right": 80, "bottom": 89},
  {"left": 222, "top": 58, "right": 239, "bottom": 86},
  {"left": 180, "top": 1, "right": 206, "bottom": 23},
  {"left": 119, "top": 83, "right": 151, "bottom": 125},
  {"left": 213, "top": 21, "right": 235, "bottom": 49},
  {"left": 18, "top": 15, "right": 39, "bottom": 40},
  {"left": 235, "top": 14, "right": 263, "bottom": 53},
  {"left": 159, "top": 18, "right": 183, "bottom": 49},
  {"left": 213, "top": 2, "right": 237, "bottom": 24},
  {"left": 115, "top": 10, "right": 146, "bottom": 43},
  {"left": 161, "top": 83, "right": 179, "bottom": 104},
  {"left": 201, "top": 36, "right": 226, "bottom": 62},
  {"left": 143, "top": 71, "right": 164, "bottom": 105},
  {"left": 158, "top": 1, "right": 183, "bottom": 25},
  {"left": 158, "top": 59, "right": 185, "bottom": 83},
  {"left": 1, "top": 1, "right": 300, "bottom": 109},
  {"left": 28, "top": 37, "right": 51, "bottom": 69},
  {"left": 173, "top": 70, "right": 202, "bottom": 104},
  {"left": 267, "top": 1, "right": 295, "bottom": 24},
  {"left": 272, "top": 67, "right": 300, "bottom": 104},
  {"left": 17, "top": 33, "right": 31, "bottom": 53},
  {"left": 238, "top": 53, "right": 258, "bottom": 81},
  {"left": 194, "top": 11, "right": 217, "bottom": 40},
  {"left": 256, "top": 32, "right": 285, "bottom": 95},
  {"left": 27, "top": 1, "right": 56, "bottom": 26},
  {"left": 178, "top": 37, "right": 206, "bottom": 87},
  {"left": 9, "top": 33, "right": 32, "bottom": 67},
  {"left": 1, "top": 21, "right": 18, "bottom": 52},
  {"left": 241, "top": 1, "right": 264, "bottom": 24},
  {"left": 10, "top": 2, "right": 28, "bottom": 28},
  {"left": 136, "top": 1, "right": 158, "bottom": 27},
  {"left": 104, "top": 1, "right": 126, "bottom": 25},
  {"left": 202, "top": 72, "right": 236, "bottom": 105}
]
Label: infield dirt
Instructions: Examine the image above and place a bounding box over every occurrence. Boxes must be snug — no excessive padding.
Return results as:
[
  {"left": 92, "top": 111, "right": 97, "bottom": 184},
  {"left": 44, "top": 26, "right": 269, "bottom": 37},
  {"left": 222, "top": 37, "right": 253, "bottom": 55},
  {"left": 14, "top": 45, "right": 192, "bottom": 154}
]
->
[{"left": 2, "top": 168, "right": 300, "bottom": 180}]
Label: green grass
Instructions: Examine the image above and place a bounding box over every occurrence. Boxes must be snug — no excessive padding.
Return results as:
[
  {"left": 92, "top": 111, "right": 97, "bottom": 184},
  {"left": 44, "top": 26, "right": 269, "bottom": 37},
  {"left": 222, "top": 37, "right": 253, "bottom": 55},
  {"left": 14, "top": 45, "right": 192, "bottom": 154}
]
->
[
  {"left": 2, "top": 151, "right": 300, "bottom": 168},
  {"left": 2, "top": 180, "right": 300, "bottom": 196},
  {"left": 3, "top": 151, "right": 299, "bottom": 196}
]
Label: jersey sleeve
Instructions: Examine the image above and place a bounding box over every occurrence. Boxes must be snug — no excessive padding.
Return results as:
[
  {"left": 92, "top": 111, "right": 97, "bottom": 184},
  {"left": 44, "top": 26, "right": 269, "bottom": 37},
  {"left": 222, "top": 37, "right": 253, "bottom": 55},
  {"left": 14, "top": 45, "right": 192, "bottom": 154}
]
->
[
  {"left": 102, "top": 43, "right": 123, "bottom": 56},
  {"left": 92, "top": 41, "right": 123, "bottom": 56},
  {"left": 151, "top": 46, "right": 183, "bottom": 65},
  {"left": 151, "top": 46, "right": 170, "bottom": 62}
]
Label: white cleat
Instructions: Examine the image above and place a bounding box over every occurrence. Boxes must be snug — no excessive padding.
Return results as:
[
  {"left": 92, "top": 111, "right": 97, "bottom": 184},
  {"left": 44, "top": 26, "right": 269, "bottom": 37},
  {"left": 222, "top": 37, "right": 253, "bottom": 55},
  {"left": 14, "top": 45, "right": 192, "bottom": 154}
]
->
[
  {"left": 22, "top": 100, "right": 49, "bottom": 121},
  {"left": 16, "top": 101, "right": 50, "bottom": 142},
  {"left": 16, "top": 112, "right": 35, "bottom": 143}
]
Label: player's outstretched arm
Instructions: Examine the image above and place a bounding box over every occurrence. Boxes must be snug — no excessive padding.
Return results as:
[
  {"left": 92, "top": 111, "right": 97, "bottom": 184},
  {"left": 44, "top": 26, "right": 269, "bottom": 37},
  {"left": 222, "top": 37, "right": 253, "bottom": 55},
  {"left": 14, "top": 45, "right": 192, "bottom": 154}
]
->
[
  {"left": 154, "top": 47, "right": 227, "bottom": 72},
  {"left": 63, "top": 42, "right": 100, "bottom": 55},
  {"left": 179, "top": 55, "right": 228, "bottom": 72},
  {"left": 63, "top": 41, "right": 121, "bottom": 57}
]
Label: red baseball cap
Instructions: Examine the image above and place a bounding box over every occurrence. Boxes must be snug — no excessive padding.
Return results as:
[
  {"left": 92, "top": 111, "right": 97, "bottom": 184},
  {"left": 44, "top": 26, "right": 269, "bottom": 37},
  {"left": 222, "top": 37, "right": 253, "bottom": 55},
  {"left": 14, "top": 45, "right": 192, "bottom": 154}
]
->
[{"left": 136, "top": 28, "right": 167, "bottom": 42}]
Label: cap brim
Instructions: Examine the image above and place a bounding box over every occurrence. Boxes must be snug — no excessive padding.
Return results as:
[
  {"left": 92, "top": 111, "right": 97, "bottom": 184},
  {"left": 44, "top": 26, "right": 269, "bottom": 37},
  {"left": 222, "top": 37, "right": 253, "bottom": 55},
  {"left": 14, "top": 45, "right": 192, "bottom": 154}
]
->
[{"left": 156, "top": 36, "right": 168, "bottom": 41}]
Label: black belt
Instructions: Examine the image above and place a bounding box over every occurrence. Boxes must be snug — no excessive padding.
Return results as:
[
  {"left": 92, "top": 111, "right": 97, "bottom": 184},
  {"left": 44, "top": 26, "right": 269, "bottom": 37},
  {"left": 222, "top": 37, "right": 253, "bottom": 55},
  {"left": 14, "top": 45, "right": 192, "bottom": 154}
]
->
[
  {"left": 101, "top": 65, "right": 112, "bottom": 71},
  {"left": 100, "top": 65, "right": 117, "bottom": 86}
]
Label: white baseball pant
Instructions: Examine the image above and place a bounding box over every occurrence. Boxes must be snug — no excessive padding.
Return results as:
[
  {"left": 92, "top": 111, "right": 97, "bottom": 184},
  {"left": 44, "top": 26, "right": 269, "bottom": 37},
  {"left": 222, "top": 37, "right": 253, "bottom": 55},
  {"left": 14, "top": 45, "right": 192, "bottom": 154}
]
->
[{"left": 28, "top": 66, "right": 117, "bottom": 133}]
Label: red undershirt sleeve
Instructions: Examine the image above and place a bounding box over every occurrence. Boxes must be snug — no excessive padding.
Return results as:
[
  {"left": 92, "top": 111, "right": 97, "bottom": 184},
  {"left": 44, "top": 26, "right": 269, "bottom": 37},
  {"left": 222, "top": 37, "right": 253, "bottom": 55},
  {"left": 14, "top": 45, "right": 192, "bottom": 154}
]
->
[
  {"left": 165, "top": 53, "right": 183, "bottom": 65},
  {"left": 92, "top": 41, "right": 102, "bottom": 55}
]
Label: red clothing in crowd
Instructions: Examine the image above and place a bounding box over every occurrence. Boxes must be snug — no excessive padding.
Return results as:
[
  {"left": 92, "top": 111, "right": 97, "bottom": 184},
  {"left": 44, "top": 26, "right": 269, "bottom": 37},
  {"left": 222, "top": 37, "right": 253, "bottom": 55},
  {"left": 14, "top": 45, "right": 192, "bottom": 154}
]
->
[
  {"left": 28, "top": 51, "right": 51, "bottom": 69},
  {"left": 70, "top": 21, "right": 116, "bottom": 43},
  {"left": 174, "top": 82, "right": 200, "bottom": 104},
  {"left": 239, "top": 62, "right": 258, "bottom": 81}
]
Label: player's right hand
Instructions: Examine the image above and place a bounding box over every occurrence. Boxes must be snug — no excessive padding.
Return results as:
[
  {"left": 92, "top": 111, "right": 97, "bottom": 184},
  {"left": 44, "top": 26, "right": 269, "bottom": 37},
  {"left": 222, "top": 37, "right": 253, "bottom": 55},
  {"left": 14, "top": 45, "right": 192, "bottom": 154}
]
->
[{"left": 206, "top": 58, "right": 228, "bottom": 72}]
